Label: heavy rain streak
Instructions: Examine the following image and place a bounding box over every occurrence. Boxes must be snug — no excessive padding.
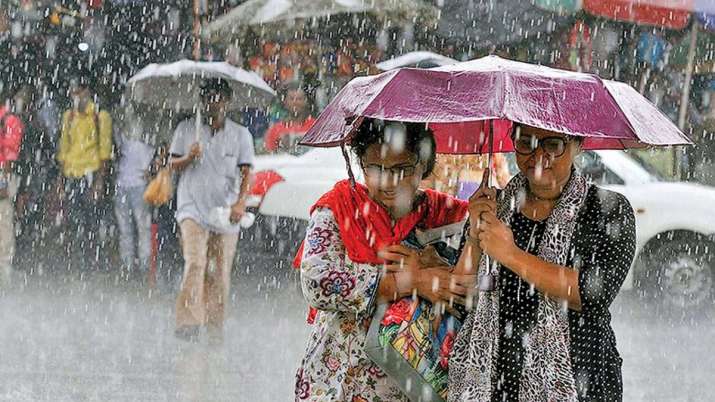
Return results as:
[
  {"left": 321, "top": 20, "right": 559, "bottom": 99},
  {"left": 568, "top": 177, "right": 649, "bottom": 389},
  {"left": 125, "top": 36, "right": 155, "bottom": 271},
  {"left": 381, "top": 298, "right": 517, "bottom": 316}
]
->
[{"left": 1, "top": 1, "right": 714, "bottom": 401}]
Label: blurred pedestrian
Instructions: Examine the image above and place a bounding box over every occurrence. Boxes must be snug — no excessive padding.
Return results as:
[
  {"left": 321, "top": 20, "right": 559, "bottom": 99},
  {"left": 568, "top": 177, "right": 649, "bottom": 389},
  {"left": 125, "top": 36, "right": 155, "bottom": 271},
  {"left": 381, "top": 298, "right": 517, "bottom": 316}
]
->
[
  {"left": 14, "top": 83, "right": 60, "bottom": 269},
  {"left": 170, "top": 78, "right": 254, "bottom": 344},
  {"left": 0, "top": 87, "right": 26, "bottom": 286},
  {"left": 263, "top": 82, "right": 315, "bottom": 154},
  {"left": 114, "top": 103, "right": 154, "bottom": 281},
  {"left": 56, "top": 72, "right": 113, "bottom": 269}
]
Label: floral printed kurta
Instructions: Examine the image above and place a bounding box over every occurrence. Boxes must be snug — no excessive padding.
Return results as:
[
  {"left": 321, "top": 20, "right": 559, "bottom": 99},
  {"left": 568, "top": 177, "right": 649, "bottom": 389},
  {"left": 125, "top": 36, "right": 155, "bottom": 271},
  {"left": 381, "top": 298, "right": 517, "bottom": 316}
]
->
[{"left": 295, "top": 207, "right": 408, "bottom": 402}]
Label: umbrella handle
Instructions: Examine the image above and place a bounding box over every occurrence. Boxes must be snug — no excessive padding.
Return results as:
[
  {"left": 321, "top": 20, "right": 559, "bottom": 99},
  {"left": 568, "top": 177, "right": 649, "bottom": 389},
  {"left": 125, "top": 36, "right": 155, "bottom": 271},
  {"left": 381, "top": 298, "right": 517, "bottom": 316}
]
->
[
  {"left": 195, "top": 108, "right": 202, "bottom": 143},
  {"left": 487, "top": 119, "right": 495, "bottom": 188}
]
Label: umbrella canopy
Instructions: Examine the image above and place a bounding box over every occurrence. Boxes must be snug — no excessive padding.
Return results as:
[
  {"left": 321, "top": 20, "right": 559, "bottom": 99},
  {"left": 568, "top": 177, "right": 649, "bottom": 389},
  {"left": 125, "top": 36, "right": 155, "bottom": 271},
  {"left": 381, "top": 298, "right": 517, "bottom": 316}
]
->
[
  {"left": 127, "top": 60, "right": 276, "bottom": 111},
  {"left": 436, "top": 0, "right": 574, "bottom": 48},
  {"left": 582, "top": 0, "right": 691, "bottom": 29},
  {"left": 376, "top": 51, "right": 458, "bottom": 71},
  {"left": 205, "top": 0, "right": 438, "bottom": 43},
  {"left": 300, "top": 55, "right": 692, "bottom": 153}
]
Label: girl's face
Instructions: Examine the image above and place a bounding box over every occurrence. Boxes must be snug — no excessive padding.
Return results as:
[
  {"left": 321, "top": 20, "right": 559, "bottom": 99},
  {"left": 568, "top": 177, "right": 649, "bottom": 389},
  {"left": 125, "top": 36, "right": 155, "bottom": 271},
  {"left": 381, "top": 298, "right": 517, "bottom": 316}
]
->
[{"left": 361, "top": 141, "right": 424, "bottom": 218}]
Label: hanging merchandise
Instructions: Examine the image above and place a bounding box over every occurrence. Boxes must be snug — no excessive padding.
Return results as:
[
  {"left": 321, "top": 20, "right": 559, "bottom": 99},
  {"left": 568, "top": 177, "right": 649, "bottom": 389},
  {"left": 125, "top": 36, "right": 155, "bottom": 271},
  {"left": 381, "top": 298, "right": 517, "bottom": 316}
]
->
[
  {"left": 636, "top": 31, "right": 670, "bottom": 71},
  {"left": 567, "top": 20, "right": 593, "bottom": 72},
  {"left": 583, "top": 0, "right": 690, "bottom": 30}
]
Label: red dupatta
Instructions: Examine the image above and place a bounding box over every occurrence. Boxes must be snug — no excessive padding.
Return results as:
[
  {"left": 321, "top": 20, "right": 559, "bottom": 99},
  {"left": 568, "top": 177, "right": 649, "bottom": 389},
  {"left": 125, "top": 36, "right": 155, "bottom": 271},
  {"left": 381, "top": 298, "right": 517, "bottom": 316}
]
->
[{"left": 293, "top": 180, "right": 468, "bottom": 322}]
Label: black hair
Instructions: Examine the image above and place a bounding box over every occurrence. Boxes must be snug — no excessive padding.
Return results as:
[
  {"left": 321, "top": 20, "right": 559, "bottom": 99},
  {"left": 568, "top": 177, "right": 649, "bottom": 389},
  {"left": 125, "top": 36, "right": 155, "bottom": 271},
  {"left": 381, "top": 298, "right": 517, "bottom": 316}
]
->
[
  {"left": 199, "top": 78, "right": 233, "bottom": 100},
  {"left": 512, "top": 123, "right": 584, "bottom": 144},
  {"left": 351, "top": 118, "right": 437, "bottom": 180},
  {"left": 70, "top": 67, "right": 96, "bottom": 90}
]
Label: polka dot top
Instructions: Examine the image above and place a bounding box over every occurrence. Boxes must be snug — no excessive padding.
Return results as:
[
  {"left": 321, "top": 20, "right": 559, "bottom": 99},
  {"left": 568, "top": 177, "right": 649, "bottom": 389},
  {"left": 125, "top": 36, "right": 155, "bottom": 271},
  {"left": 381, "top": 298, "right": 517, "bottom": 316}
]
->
[{"left": 466, "top": 185, "right": 636, "bottom": 402}]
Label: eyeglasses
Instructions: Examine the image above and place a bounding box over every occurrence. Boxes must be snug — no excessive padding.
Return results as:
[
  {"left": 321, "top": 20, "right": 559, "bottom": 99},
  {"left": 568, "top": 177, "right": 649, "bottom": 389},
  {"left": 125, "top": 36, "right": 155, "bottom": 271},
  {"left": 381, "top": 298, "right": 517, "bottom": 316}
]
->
[
  {"left": 513, "top": 134, "right": 572, "bottom": 158},
  {"left": 361, "top": 161, "right": 419, "bottom": 180}
]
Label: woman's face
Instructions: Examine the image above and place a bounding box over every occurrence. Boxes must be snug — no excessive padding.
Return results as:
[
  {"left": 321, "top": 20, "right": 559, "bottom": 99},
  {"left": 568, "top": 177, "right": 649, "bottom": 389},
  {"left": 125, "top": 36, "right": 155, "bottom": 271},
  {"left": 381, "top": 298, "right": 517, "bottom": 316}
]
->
[
  {"left": 514, "top": 126, "right": 581, "bottom": 190},
  {"left": 361, "top": 141, "right": 424, "bottom": 218}
]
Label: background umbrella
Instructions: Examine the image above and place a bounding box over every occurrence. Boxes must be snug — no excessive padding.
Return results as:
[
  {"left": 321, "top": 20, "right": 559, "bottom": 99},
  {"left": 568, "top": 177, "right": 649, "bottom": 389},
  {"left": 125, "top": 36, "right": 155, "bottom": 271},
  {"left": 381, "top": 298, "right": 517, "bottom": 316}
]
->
[
  {"left": 300, "top": 55, "right": 691, "bottom": 155},
  {"left": 204, "top": 0, "right": 438, "bottom": 44},
  {"left": 436, "top": 0, "right": 575, "bottom": 51},
  {"left": 376, "top": 51, "right": 458, "bottom": 71},
  {"left": 127, "top": 59, "right": 275, "bottom": 113}
]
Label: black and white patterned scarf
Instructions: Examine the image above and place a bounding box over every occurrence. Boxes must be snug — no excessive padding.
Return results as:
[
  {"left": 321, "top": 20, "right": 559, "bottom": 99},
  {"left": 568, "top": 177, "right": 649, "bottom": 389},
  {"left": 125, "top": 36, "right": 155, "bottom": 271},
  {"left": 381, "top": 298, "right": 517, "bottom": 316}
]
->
[{"left": 448, "top": 171, "right": 589, "bottom": 402}]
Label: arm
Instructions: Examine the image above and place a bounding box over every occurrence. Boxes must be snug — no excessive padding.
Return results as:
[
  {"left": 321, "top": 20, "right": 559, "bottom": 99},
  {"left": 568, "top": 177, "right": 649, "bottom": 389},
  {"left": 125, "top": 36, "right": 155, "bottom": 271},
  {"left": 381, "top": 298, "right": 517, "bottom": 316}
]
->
[
  {"left": 95, "top": 111, "right": 112, "bottom": 181},
  {"left": 229, "top": 165, "right": 252, "bottom": 223},
  {"left": 97, "top": 111, "right": 113, "bottom": 179},
  {"left": 502, "top": 249, "right": 583, "bottom": 310},
  {"left": 169, "top": 152, "right": 196, "bottom": 172},
  {"left": 56, "top": 111, "right": 70, "bottom": 167},
  {"left": 300, "top": 208, "right": 390, "bottom": 314},
  {"left": 453, "top": 168, "right": 494, "bottom": 276},
  {"left": 230, "top": 129, "right": 257, "bottom": 222},
  {"left": 478, "top": 211, "right": 583, "bottom": 310},
  {"left": 168, "top": 123, "right": 198, "bottom": 173},
  {"left": 479, "top": 193, "right": 636, "bottom": 312}
]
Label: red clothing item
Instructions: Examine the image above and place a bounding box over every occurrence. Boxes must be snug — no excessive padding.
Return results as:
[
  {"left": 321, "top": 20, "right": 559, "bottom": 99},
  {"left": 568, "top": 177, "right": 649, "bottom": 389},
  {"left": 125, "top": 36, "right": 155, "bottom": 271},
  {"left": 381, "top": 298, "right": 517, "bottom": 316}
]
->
[
  {"left": 0, "top": 106, "right": 24, "bottom": 163},
  {"left": 293, "top": 179, "right": 467, "bottom": 324},
  {"left": 294, "top": 179, "right": 468, "bottom": 267},
  {"left": 263, "top": 117, "right": 316, "bottom": 152}
]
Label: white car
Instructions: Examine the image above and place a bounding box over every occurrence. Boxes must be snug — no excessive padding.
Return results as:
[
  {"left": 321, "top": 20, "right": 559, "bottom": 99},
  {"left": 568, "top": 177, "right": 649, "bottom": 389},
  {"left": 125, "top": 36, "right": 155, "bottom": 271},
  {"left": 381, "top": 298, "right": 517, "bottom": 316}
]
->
[{"left": 247, "top": 149, "right": 715, "bottom": 310}]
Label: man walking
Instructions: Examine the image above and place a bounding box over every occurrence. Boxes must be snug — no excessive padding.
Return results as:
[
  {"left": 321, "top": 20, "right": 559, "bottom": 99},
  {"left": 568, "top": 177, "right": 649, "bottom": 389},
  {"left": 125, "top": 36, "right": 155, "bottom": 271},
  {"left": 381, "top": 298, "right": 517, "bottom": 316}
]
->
[{"left": 170, "top": 78, "right": 254, "bottom": 343}]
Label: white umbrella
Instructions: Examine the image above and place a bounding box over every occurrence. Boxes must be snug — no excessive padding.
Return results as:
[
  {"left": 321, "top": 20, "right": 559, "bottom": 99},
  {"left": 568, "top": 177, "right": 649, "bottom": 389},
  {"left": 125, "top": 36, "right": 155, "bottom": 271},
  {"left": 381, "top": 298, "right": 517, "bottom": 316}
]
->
[
  {"left": 205, "top": 0, "right": 438, "bottom": 43},
  {"left": 127, "top": 60, "right": 276, "bottom": 112},
  {"left": 376, "top": 51, "right": 458, "bottom": 71}
]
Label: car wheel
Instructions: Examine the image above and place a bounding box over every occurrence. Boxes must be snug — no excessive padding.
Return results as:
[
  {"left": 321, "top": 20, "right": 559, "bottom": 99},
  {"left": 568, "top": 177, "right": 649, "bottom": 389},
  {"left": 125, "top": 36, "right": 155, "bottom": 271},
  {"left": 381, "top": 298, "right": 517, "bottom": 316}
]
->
[{"left": 638, "top": 239, "right": 714, "bottom": 310}]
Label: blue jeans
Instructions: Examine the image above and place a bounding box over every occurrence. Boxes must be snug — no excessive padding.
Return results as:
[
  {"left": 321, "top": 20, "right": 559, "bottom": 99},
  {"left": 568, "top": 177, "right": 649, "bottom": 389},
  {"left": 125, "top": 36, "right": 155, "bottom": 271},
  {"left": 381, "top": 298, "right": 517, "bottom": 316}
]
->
[{"left": 114, "top": 185, "right": 152, "bottom": 272}]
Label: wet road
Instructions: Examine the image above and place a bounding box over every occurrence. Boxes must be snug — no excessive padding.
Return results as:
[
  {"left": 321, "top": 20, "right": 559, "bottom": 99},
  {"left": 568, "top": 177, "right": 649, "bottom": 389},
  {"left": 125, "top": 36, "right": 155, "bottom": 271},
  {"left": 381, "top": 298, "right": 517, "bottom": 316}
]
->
[{"left": 0, "top": 268, "right": 712, "bottom": 402}]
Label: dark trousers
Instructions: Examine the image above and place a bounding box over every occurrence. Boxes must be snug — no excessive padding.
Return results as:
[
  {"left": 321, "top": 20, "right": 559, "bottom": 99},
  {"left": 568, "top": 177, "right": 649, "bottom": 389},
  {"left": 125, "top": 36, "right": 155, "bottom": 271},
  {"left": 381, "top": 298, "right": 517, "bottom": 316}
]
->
[{"left": 63, "top": 175, "right": 103, "bottom": 269}]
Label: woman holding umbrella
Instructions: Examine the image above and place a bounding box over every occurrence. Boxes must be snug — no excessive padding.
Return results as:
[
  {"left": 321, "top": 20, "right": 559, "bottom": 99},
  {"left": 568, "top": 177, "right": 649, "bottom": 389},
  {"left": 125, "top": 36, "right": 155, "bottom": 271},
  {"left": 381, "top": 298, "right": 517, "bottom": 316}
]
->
[{"left": 449, "top": 125, "right": 636, "bottom": 402}]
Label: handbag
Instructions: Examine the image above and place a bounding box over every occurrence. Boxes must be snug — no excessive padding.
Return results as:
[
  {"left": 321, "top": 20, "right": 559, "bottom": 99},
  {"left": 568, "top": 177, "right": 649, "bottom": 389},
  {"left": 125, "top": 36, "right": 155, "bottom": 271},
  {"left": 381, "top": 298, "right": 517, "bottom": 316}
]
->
[
  {"left": 365, "top": 221, "right": 467, "bottom": 402},
  {"left": 143, "top": 168, "right": 173, "bottom": 206}
]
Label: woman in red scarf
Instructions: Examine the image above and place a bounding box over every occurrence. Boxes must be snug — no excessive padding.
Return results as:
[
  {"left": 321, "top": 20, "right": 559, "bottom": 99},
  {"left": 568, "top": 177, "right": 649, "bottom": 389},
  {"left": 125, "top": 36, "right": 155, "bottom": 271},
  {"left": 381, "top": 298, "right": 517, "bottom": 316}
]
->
[{"left": 293, "top": 119, "right": 474, "bottom": 402}]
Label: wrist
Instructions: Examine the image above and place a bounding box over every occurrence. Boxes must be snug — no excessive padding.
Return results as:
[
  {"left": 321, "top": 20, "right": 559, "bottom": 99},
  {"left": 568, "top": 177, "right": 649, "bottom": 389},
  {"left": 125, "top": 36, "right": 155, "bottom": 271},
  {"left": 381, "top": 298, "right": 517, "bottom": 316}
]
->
[
  {"left": 466, "top": 229, "right": 480, "bottom": 243},
  {"left": 393, "top": 271, "right": 414, "bottom": 296}
]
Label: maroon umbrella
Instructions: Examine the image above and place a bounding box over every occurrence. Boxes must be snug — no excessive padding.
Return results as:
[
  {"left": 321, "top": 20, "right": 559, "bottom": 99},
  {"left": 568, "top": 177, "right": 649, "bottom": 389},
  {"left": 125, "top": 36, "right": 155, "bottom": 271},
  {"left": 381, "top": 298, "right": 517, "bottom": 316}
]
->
[{"left": 300, "top": 55, "right": 692, "bottom": 154}]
